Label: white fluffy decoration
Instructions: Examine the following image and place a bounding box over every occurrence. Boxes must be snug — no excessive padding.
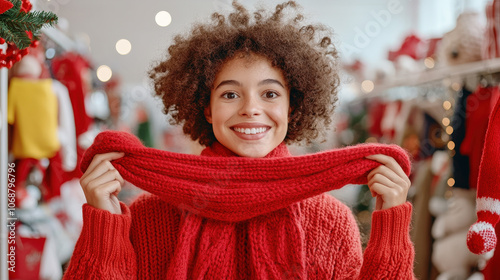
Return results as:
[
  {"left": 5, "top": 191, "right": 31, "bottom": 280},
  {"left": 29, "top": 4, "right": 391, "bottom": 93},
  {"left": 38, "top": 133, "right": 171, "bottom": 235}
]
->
[{"left": 436, "top": 12, "right": 485, "bottom": 67}]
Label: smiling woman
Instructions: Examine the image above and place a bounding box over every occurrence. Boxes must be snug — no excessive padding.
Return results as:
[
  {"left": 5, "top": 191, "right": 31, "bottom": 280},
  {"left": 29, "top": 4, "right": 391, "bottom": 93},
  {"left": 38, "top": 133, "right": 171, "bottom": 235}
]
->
[{"left": 61, "top": 1, "right": 416, "bottom": 279}]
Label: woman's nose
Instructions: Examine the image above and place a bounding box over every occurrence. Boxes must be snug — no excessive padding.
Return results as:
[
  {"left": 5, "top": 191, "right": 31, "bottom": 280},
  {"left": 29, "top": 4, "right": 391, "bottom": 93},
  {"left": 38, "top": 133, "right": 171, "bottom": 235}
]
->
[{"left": 238, "top": 95, "right": 262, "bottom": 117}]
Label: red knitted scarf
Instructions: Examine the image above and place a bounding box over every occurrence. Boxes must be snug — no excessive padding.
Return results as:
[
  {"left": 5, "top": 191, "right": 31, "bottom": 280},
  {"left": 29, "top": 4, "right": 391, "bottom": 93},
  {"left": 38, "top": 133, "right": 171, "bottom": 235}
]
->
[{"left": 81, "top": 131, "right": 411, "bottom": 279}]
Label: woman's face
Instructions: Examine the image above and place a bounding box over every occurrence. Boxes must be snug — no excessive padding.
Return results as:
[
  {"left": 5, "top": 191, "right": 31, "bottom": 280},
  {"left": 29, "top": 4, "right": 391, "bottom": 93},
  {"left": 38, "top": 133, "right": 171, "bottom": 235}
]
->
[{"left": 205, "top": 54, "right": 290, "bottom": 158}]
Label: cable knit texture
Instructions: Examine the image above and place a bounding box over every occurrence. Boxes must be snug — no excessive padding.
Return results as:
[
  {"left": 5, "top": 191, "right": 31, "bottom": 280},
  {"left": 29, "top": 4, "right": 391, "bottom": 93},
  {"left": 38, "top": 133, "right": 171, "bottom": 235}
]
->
[{"left": 63, "top": 130, "right": 416, "bottom": 279}]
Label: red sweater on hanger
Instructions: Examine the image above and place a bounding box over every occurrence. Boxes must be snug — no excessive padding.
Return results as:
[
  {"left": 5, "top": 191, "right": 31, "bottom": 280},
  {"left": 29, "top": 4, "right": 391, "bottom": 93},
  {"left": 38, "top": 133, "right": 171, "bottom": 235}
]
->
[{"left": 63, "top": 131, "right": 415, "bottom": 279}]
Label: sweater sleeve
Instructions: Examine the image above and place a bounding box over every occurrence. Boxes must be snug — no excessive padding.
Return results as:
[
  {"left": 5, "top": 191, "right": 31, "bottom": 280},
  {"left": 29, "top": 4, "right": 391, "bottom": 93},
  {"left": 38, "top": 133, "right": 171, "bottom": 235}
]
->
[
  {"left": 357, "top": 202, "right": 416, "bottom": 280},
  {"left": 62, "top": 202, "right": 137, "bottom": 280}
]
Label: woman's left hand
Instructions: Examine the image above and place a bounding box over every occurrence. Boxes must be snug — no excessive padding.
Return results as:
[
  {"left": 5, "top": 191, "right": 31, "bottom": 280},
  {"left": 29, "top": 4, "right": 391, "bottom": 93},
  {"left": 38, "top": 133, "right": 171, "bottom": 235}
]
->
[{"left": 365, "top": 154, "right": 411, "bottom": 210}]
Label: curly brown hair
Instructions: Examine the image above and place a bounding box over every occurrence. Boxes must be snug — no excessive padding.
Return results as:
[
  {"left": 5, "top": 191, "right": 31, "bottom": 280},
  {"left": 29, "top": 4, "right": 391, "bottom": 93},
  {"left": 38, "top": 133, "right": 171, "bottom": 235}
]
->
[{"left": 149, "top": 1, "right": 340, "bottom": 146}]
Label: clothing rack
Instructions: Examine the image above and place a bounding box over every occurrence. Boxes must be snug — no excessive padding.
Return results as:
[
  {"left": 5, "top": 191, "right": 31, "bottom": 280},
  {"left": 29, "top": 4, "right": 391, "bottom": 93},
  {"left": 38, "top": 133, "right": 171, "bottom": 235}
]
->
[
  {"left": 0, "top": 24, "right": 76, "bottom": 279},
  {"left": 372, "top": 57, "right": 500, "bottom": 94}
]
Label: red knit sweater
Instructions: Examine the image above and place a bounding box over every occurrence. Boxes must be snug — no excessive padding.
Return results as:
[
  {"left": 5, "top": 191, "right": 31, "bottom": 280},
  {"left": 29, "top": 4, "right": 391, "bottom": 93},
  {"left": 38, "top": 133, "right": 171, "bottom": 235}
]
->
[{"left": 63, "top": 131, "right": 415, "bottom": 279}]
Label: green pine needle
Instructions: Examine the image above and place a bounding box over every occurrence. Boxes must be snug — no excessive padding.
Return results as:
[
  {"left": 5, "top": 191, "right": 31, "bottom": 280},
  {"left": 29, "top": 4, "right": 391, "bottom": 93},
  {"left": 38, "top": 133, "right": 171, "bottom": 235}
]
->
[
  {"left": 5, "top": 0, "right": 21, "bottom": 15},
  {"left": 0, "top": 23, "right": 16, "bottom": 42}
]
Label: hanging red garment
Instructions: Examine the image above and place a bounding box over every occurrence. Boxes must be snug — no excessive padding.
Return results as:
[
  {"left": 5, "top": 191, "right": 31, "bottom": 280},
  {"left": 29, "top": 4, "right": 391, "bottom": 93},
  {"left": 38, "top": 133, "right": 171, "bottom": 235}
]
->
[
  {"left": 40, "top": 52, "right": 94, "bottom": 202},
  {"left": 483, "top": 0, "right": 500, "bottom": 59},
  {"left": 51, "top": 52, "right": 92, "bottom": 137},
  {"left": 460, "top": 86, "right": 500, "bottom": 189},
  {"left": 50, "top": 52, "right": 92, "bottom": 183},
  {"left": 367, "top": 101, "right": 386, "bottom": 138},
  {"left": 380, "top": 100, "right": 403, "bottom": 141}
]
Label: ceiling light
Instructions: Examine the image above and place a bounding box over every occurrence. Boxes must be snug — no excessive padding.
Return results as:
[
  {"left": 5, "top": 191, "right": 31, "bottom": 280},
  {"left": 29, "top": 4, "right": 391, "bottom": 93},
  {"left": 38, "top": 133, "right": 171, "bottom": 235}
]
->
[
  {"left": 116, "top": 39, "right": 132, "bottom": 55},
  {"left": 156, "top": 11, "right": 172, "bottom": 27},
  {"left": 97, "top": 65, "right": 112, "bottom": 82}
]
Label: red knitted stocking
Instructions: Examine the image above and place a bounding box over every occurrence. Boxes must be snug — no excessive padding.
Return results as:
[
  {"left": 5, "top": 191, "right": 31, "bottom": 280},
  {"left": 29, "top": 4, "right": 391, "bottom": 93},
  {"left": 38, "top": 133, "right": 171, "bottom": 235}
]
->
[{"left": 467, "top": 96, "right": 500, "bottom": 255}]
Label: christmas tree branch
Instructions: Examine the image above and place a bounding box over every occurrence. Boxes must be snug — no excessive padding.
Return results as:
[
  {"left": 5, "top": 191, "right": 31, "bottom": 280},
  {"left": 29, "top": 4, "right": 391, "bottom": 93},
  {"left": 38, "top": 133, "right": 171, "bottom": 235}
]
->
[{"left": 0, "top": 0, "right": 58, "bottom": 49}]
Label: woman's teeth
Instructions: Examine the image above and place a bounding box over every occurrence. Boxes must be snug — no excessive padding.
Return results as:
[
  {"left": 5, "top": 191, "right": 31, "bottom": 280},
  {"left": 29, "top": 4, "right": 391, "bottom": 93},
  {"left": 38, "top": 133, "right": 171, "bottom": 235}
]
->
[{"left": 233, "top": 127, "right": 267, "bottom": 135}]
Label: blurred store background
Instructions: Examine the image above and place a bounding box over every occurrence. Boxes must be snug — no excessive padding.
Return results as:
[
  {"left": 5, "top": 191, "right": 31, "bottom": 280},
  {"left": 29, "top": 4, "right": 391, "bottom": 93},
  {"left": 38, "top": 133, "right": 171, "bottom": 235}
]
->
[{"left": 2, "top": 0, "right": 499, "bottom": 279}]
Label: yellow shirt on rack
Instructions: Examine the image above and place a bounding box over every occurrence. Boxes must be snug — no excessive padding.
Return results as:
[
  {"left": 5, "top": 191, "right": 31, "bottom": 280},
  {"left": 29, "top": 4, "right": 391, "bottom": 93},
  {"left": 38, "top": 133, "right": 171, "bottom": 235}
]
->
[{"left": 8, "top": 77, "right": 60, "bottom": 159}]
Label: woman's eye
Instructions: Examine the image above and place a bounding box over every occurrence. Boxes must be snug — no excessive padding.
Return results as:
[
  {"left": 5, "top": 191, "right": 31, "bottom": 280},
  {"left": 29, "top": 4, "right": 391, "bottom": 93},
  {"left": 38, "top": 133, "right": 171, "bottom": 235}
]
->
[
  {"left": 264, "top": 91, "right": 279, "bottom": 99},
  {"left": 222, "top": 92, "right": 238, "bottom": 99}
]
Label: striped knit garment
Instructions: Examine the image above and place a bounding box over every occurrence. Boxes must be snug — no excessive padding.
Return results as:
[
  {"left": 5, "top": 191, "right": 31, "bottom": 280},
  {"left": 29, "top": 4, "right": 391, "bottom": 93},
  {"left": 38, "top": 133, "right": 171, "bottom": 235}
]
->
[
  {"left": 467, "top": 96, "right": 500, "bottom": 255},
  {"left": 64, "top": 131, "right": 415, "bottom": 279}
]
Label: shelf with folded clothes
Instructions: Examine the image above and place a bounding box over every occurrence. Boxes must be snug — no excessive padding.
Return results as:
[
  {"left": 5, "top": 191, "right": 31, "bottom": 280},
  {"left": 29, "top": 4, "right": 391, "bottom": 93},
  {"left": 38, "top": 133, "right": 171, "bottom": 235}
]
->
[{"left": 370, "top": 57, "right": 500, "bottom": 95}]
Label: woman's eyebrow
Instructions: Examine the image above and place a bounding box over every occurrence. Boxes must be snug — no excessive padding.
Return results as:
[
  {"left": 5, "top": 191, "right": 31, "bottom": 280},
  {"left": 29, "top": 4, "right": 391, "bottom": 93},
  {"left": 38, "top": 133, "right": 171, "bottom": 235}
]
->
[
  {"left": 214, "top": 80, "right": 241, "bottom": 89},
  {"left": 214, "top": 79, "right": 285, "bottom": 89},
  {"left": 258, "top": 79, "right": 285, "bottom": 89}
]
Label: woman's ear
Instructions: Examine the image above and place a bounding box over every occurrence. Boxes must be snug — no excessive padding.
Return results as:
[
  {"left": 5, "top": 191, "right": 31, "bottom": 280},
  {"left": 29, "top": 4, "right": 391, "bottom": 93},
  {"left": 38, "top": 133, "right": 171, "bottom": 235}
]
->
[
  {"left": 204, "top": 106, "right": 212, "bottom": 124},
  {"left": 288, "top": 106, "right": 293, "bottom": 123}
]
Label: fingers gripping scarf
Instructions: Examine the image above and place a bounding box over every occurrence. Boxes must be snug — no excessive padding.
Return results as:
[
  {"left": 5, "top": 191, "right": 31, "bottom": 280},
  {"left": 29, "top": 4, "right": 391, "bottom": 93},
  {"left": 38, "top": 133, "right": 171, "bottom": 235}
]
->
[{"left": 81, "top": 131, "right": 411, "bottom": 279}]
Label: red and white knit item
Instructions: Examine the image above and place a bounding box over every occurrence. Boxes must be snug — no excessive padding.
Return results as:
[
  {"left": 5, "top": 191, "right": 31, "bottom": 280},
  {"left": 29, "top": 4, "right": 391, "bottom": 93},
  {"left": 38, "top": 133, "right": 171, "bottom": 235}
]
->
[{"left": 467, "top": 96, "right": 500, "bottom": 255}]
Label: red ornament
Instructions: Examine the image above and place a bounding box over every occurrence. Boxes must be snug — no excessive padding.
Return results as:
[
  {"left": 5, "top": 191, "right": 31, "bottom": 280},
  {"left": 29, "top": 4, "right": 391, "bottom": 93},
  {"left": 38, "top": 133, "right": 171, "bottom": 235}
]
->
[
  {"left": 20, "top": 0, "right": 32, "bottom": 13},
  {"left": 0, "top": 38, "right": 5, "bottom": 44},
  {"left": 0, "top": 42, "right": 32, "bottom": 69}
]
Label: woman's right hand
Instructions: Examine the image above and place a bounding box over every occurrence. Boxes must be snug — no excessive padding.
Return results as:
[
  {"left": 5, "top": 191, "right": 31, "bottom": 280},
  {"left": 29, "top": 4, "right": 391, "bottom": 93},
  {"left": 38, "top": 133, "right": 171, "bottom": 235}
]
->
[{"left": 80, "top": 152, "right": 125, "bottom": 214}]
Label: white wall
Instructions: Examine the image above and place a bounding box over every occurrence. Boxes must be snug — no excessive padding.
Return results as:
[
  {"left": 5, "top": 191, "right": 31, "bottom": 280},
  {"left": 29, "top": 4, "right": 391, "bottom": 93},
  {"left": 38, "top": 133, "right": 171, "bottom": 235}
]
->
[{"left": 45, "top": 0, "right": 492, "bottom": 87}]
